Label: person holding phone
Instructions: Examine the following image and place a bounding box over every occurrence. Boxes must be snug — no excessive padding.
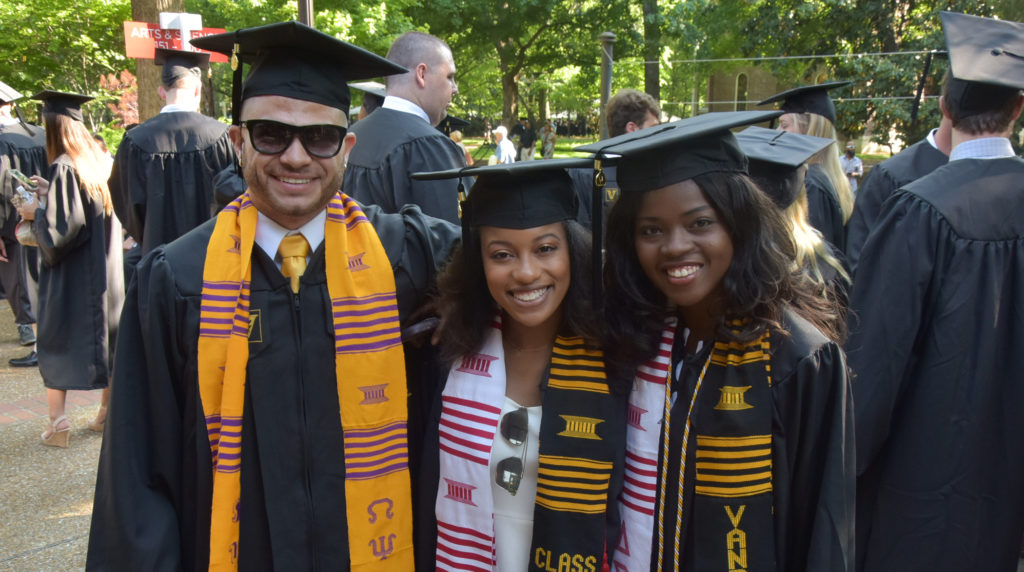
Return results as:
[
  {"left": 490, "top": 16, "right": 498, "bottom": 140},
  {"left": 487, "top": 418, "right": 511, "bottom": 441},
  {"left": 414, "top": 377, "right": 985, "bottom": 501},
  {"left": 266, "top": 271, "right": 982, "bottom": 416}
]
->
[{"left": 17, "top": 90, "right": 123, "bottom": 447}]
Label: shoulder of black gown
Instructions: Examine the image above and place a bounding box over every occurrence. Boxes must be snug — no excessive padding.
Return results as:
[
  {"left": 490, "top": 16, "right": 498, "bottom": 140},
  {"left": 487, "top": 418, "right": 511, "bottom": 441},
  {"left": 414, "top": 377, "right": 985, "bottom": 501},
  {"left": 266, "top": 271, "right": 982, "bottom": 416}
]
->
[
  {"left": 770, "top": 307, "right": 837, "bottom": 384},
  {"left": 900, "top": 157, "right": 1024, "bottom": 240},
  {"left": 159, "top": 217, "right": 218, "bottom": 297},
  {"left": 359, "top": 201, "right": 459, "bottom": 318},
  {"left": 348, "top": 108, "right": 451, "bottom": 162},
  {"left": 125, "top": 112, "right": 231, "bottom": 154}
]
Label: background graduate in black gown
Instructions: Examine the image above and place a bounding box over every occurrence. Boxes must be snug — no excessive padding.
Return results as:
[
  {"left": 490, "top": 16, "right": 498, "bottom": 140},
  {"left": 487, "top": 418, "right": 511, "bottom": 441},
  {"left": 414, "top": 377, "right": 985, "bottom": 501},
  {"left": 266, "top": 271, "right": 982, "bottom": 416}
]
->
[
  {"left": 343, "top": 32, "right": 468, "bottom": 225},
  {"left": 849, "top": 12, "right": 1024, "bottom": 572},
  {"left": 108, "top": 48, "right": 236, "bottom": 256},
  {"left": 87, "top": 22, "right": 459, "bottom": 571},
  {"left": 0, "top": 81, "right": 45, "bottom": 362},
  {"left": 760, "top": 82, "right": 854, "bottom": 253}
]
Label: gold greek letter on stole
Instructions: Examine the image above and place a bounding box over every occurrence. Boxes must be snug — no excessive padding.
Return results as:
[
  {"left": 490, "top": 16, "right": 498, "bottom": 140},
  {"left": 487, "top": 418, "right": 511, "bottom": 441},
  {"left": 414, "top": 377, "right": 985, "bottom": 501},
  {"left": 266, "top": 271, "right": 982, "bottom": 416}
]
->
[{"left": 725, "top": 505, "right": 748, "bottom": 571}]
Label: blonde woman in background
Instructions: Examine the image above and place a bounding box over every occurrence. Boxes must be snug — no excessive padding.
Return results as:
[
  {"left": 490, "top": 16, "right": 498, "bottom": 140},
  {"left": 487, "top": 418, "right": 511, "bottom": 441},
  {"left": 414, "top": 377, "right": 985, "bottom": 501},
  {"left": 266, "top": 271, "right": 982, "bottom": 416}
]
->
[
  {"left": 760, "top": 82, "right": 854, "bottom": 253},
  {"left": 540, "top": 120, "right": 556, "bottom": 159},
  {"left": 738, "top": 126, "right": 852, "bottom": 337},
  {"left": 18, "top": 91, "right": 123, "bottom": 448},
  {"left": 449, "top": 129, "right": 474, "bottom": 166}
]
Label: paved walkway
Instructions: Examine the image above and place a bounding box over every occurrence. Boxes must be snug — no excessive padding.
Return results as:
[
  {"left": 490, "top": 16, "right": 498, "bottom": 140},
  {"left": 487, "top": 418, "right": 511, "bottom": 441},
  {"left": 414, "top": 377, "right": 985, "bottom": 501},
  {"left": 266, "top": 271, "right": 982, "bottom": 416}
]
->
[{"left": 0, "top": 301, "right": 104, "bottom": 572}]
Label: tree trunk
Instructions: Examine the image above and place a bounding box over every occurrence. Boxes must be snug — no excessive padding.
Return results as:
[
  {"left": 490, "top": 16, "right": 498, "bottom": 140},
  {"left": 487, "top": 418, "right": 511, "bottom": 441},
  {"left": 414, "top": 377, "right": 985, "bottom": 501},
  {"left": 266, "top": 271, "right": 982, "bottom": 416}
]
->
[
  {"left": 132, "top": 0, "right": 185, "bottom": 123},
  {"left": 642, "top": 0, "right": 660, "bottom": 103}
]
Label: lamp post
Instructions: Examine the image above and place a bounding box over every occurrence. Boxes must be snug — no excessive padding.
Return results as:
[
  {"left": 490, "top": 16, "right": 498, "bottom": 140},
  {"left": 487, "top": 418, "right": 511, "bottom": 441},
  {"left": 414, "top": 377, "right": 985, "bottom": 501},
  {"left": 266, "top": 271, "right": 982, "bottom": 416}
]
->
[{"left": 598, "top": 31, "right": 616, "bottom": 140}]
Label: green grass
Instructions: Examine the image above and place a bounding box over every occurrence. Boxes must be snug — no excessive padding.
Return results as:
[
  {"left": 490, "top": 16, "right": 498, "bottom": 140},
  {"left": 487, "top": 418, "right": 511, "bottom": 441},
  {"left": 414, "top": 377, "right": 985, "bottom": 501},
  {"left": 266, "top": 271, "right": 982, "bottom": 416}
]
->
[{"left": 463, "top": 136, "right": 599, "bottom": 161}]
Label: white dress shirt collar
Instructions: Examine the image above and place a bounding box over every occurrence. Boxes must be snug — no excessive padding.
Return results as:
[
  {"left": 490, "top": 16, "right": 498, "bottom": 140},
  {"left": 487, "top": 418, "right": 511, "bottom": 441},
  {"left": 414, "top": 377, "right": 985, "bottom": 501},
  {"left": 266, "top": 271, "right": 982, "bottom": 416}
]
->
[
  {"left": 949, "top": 137, "right": 1015, "bottom": 162},
  {"left": 382, "top": 96, "right": 430, "bottom": 124},
  {"left": 255, "top": 208, "right": 327, "bottom": 268}
]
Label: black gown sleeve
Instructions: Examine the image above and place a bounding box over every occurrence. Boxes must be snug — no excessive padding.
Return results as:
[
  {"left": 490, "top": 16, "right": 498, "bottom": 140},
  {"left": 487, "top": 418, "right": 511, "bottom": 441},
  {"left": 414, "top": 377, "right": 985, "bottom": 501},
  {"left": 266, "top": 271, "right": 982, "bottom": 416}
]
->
[
  {"left": 87, "top": 251, "right": 190, "bottom": 571},
  {"left": 805, "top": 167, "right": 846, "bottom": 252},
  {"left": 33, "top": 162, "right": 91, "bottom": 267},
  {"left": 845, "top": 165, "right": 896, "bottom": 272},
  {"left": 846, "top": 191, "right": 939, "bottom": 474},
  {"left": 772, "top": 337, "right": 855, "bottom": 572},
  {"left": 108, "top": 137, "right": 145, "bottom": 242}
]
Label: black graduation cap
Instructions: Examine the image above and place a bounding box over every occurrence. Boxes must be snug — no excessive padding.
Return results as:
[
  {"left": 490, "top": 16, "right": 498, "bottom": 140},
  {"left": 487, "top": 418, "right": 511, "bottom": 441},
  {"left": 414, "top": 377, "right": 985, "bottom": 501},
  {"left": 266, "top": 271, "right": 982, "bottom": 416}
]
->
[
  {"left": 413, "top": 158, "right": 588, "bottom": 230},
  {"left": 31, "top": 90, "right": 94, "bottom": 122},
  {"left": 940, "top": 11, "right": 1024, "bottom": 119},
  {"left": 189, "top": 21, "right": 407, "bottom": 123},
  {"left": 735, "top": 126, "right": 834, "bottom": 209},
  {"left": 437, "top": 115, "right": 471, "bottom": 136},
  {"left": 348, "top": 81, "right": 386, "bottom": 100},
  {"left": 757, "top": 81, "right": 852, "bottom": 125},
  {"left": 575, "top": 110, "right": 782, "bottom": 194},
  {"left": 154, "top": 48, "right": 210, "bottom": 87},
  {"left": 0, "top": 80, "right": 22, "bottom": 104}
]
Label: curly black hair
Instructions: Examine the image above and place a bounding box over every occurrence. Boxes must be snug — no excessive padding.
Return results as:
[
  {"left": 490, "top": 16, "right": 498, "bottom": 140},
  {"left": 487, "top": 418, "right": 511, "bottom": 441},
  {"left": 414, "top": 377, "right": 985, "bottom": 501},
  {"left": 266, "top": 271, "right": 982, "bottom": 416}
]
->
[{"left": 602, "top": 171, "right": 842, "bottom": 382}]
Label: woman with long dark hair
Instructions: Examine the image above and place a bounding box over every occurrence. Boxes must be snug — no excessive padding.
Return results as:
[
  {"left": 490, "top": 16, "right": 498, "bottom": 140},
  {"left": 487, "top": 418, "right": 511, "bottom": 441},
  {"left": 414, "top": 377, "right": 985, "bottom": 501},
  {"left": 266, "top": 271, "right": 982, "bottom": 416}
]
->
[
  {"left": 589, "top": 112, "right": 854, "bottom": 571},
  {"left": 415, "top": 160, "right": 625, "bottom": 571},
  {"left": 18, "top": 91, "right": 123, "bottom": 447}
]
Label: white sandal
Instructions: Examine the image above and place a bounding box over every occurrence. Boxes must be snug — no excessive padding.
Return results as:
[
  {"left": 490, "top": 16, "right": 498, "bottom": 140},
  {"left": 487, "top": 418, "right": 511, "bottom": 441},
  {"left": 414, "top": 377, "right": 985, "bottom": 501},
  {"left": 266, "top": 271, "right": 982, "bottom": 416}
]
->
[{"left": 41, "top": 415, "right": 71, "bottom": 448}]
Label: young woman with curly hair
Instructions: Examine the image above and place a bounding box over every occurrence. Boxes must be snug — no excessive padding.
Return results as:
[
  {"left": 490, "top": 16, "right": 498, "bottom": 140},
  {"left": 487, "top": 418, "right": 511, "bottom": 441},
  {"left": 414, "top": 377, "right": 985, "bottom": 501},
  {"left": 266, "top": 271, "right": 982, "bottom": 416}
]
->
[
  {"left": 592, "top": 112, "right": 854, "bottom": 572},
  {"left": 414, "top": 160, "right": 626, "bottom": 572}
]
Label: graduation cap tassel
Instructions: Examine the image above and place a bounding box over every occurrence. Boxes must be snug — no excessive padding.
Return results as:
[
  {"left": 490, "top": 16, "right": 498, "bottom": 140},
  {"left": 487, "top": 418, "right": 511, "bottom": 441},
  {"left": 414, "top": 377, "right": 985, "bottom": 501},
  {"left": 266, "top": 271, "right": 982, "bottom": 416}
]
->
[
  {"left": 231, "top": 39, "right": 242, "bottom": 126},
  {"left": 591, "top": 158, "right": 606, "bottom": 311}
]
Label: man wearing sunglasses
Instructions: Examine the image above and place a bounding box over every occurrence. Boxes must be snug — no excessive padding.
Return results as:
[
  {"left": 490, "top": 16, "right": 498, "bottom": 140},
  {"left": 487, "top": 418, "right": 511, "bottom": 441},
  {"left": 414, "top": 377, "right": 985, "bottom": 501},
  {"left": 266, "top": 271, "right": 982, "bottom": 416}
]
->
[
  {"left": 88, "top": 22, "right": 460, "bottom": 572},
  {"left": 343, "top": 31, "right": 468, "bottom": 225}
]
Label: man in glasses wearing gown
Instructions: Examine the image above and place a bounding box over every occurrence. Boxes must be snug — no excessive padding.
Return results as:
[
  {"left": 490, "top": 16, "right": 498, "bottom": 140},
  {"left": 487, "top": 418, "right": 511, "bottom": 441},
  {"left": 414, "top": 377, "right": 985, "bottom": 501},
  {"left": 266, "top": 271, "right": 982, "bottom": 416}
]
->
[{"left": 87, "top": 22, "right": 459, "bottom": 571}]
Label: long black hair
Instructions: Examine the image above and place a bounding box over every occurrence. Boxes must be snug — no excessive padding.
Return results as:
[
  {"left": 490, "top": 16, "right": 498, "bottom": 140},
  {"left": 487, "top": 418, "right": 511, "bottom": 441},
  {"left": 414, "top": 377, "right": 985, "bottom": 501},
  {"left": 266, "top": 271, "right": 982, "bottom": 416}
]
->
[
  {"left": 434, "top": 219, "right": 607, "bottom": 371},
  {"left": 603, "top": 171, "right": 841, "bottom": 382}
]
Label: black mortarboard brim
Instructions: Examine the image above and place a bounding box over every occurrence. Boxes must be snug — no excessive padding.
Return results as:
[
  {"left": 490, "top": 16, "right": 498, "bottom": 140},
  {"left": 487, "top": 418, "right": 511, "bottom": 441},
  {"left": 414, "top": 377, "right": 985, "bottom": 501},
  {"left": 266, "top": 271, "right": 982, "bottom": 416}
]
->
[
  {"left": 940, "top": 11, "right": 1024, "bottom": 119},
  {"left": 735, "top": 126, "right": 834, "bottom": 209},
  {"left": 189, "top": 21, "right": 407, "bottom": 124},
  {"left": 348, "top": 81, "right": 386, "bottom": 100},
  {"left": 576, "top": 110, "right": 783, "bottom": 194},
  {"left": 31, "top": 90, "right": 94, "bottom": 122},
  {"left": 154, "top": 48, "right": 211, "bottom": 87},
  {"left": 757, "top": 81, "right": 852, "bottom": 125},
  {"left": 0, "top": 80, "right": 22, "bottom": 104}
]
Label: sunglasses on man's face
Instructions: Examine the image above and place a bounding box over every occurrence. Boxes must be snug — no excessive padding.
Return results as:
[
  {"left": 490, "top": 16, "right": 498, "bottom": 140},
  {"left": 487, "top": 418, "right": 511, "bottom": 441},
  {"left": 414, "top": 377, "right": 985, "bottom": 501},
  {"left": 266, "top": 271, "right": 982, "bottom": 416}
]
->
[
  {"left": 242, "top": 119, "right": 347, "bottom": 159},
  {"left": 495, "top": 406, "right": 529, "bottom": 496}
]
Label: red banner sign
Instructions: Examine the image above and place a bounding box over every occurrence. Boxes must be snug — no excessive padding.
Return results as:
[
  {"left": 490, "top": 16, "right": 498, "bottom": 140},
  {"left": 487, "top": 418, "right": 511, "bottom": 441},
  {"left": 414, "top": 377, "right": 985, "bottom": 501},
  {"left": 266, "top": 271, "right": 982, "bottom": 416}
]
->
[{"left": 123, "top": 21, "right": 228, "bottom": 63}]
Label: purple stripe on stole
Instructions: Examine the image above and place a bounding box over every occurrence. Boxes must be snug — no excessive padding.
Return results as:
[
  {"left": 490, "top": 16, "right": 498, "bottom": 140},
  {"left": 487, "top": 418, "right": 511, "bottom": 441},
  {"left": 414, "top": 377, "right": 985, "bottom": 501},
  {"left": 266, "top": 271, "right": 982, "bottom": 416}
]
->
[
  {"left": 219, "top": 429, "right": 242, "bottom": 438},
  {"left": 201, "top": 306, "right": 235, "bottom": 313},
  {"left": 202, "top": 294, "right": 241, "bottom": 302},
  {"left": 344, "top": 430, "right": 406, "bottom": 450},
  {"left": 199, "top": 329, "right": 231, "bottom": 337},
  {"left": 200, "top": 317, "right": 234, "bottom": 326},
  {"left": 335, "top": 325, "right": 401, "bottom": 342},
  {"left": 344, "top": 441, "right": 406, "bottom": 460},
  {"left": 331, "top": 315, "right": 399, "bottom": 329},
  {"left": 336, "top": 339, "right": 401, "bottom": 353},
  {"left": 333, "top": 307, "right": 399, "bottom": 320},
  {"left": 345, "top": 421, "right": 406, "bottom": 438},
  {"left": 332, "top": 293, "right": 396, "bottom": 306},
  {"left": 222, "top": 204, "right": 239, "bottom": 213},
  {"left": 217, "top": 465, "right": 242, "bottom": 474},
  {"left": 346, "top": 461, "right": 409, "bottom": 480},
  {"left": 217, "top": 452, "right": 242, "bottom": 461},
  {"left": 344, "top": 451, "right": 408, "bottom": 470},
  {"left": 203, "top": 281, "right": 242, "bottom": 290},
  {"left": 221, "top": 417, "right": 243, "bottom": 427}
]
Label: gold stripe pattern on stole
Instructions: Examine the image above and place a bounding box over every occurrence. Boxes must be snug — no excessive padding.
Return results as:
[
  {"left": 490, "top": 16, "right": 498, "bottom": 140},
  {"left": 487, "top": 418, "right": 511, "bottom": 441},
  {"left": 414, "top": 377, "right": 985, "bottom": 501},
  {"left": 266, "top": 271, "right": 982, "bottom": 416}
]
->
[
  {"left": 536, "top": 455, "right": 613, "bottom": 515},
  {"left": 549, "top": 338, "right": 609, "bottom": 394},
  {"left": 694, "top": 434, "right": 773, "bottom": 498}
]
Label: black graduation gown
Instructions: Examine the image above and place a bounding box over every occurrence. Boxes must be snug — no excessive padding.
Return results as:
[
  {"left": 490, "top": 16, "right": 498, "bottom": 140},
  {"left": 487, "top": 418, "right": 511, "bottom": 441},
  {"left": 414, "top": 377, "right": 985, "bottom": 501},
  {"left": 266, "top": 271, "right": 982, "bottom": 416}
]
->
[
  {"left": 32, "top": 157, "right": 123, "bottom": 390},
  {"left": 804, "top": 163, "right": 846, "bottom": 253},
  {"left": 848, "top": 156, "right": 1024, "bottom": 572},
  {"left": 109, "top": 111, "right": 236, "bottom": 254},
  {"left": 655, "top": 309, "right": 854, "bottom": 571},
  {"left": 0, "top": 123, "right": 47, "bottom": 322},
  {"left": 344, "top": 108, "right": 467, "bottom": 225},
  {"left": 86, "top": 203, "right": 458, "bottom": 571},
  {"left": 844, "top": 137, "right": 947, "bottom": 271}
]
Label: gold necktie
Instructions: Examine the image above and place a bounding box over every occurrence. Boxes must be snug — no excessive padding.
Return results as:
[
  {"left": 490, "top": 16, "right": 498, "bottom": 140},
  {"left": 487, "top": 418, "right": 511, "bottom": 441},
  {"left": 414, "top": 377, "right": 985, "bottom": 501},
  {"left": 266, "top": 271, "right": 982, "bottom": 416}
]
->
[{"left": 278, "top": 234, "right": 310, "bottom": 294}]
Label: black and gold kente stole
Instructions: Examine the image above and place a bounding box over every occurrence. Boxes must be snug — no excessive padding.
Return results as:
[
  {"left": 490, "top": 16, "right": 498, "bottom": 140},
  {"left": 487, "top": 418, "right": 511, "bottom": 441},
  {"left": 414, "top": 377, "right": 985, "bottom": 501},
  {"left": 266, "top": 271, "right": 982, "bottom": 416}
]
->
[
  {"left": 689, "top": 324, "right": 775, "bottom": 572},
  {"left": 435, "top": 323, "right": 618, "bottom": 571},
  {"left": 530, "top": 336, "right": 618, "bottom": 572}
]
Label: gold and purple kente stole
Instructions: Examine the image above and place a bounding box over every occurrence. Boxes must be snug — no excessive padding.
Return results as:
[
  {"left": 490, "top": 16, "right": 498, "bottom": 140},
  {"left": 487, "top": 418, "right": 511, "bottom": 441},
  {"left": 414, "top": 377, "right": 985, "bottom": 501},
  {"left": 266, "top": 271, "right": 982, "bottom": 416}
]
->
[{"left": 198, "top": 192, "right": 413, "bottom": 571}]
